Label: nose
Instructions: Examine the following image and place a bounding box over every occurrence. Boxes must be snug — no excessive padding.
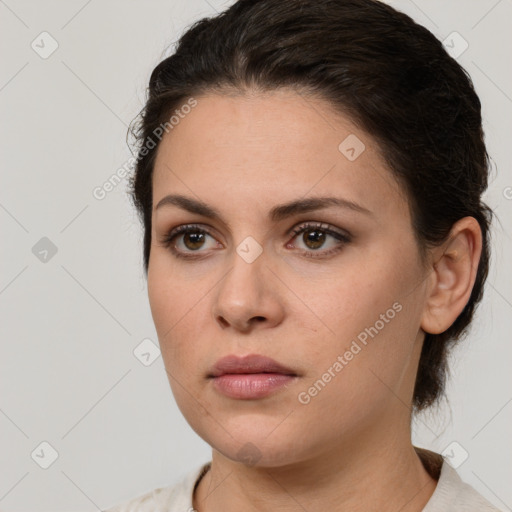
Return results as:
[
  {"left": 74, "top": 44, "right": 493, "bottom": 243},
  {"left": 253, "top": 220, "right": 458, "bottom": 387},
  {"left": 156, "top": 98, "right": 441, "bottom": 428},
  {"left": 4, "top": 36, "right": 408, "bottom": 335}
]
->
[{"left": 211, "top": 247, "right": 285, "bottom": 333}]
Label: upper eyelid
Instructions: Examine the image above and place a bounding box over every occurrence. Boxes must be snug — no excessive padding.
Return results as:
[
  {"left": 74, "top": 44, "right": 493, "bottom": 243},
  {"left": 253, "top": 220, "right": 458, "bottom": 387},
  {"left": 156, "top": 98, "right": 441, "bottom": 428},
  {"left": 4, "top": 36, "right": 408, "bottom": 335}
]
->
[
  {"left": 165, "top": 221, "right": 350, "bottom": 244},
  {"left": 290, "top": 221, "right": 350, "bottom": 237}
]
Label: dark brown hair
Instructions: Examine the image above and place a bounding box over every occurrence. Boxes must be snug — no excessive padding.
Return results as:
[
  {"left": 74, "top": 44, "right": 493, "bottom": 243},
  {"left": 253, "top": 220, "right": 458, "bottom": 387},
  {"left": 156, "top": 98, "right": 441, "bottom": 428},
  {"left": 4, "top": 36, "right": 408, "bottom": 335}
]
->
[{"left": 128, "top": 0, "right": 493, "bottom": 411}]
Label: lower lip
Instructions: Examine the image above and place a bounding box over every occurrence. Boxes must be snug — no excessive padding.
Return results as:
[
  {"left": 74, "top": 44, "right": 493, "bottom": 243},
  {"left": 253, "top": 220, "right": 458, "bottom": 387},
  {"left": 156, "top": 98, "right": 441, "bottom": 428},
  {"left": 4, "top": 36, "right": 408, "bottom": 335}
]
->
[{"left": 211, "top": 373, "right": 297, "bottom": 399}]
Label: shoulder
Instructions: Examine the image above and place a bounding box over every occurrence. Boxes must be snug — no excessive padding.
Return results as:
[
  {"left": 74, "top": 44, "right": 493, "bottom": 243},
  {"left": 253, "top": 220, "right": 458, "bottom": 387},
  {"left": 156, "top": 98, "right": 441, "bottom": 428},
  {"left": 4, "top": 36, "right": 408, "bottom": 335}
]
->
[
  {"left": 102, "top": 462, "right": 211, "bottom": 512},
  {"left": 434, "top": 463, "right": 502, "bottom": 511},
  {"left": 419, "top": 450, "right": 502, "bottom": 512}
]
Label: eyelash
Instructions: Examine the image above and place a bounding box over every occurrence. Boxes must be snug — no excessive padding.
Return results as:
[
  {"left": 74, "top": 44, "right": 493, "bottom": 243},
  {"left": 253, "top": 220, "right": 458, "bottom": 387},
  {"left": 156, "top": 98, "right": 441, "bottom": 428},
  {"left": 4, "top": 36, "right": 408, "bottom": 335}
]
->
[{"left": 159, "top": 222, "right": 351, "bottom": 260}]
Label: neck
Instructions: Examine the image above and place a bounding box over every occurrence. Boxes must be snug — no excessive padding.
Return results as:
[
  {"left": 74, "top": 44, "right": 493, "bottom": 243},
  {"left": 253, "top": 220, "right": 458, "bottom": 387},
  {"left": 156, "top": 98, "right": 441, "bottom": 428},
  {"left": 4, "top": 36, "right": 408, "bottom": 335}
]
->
[{"left": 193, "top": 416, "right": 438, "bottom": 512}]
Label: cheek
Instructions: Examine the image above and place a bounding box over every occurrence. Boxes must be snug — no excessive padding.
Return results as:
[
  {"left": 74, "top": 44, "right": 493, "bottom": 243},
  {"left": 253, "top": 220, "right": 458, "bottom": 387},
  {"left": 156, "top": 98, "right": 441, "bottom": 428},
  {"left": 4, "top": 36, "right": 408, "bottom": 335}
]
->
[
  {"left": 302, "top": 261, "right": 398, "bottom": 338},
  {"left": 305, "top": 245, "right": 424, "bottom": 371},
  {"left": 147, "top": 257, "right": 213, "bottom": 384},
  {"left": 147, "top": 261, "right": 188, "bottom": 360},
  {"left": 147, "top": 267, "right": 172, "bottom": 340},
  {"left": 148, "top": 251, "right": 197, "bottom": 333}
]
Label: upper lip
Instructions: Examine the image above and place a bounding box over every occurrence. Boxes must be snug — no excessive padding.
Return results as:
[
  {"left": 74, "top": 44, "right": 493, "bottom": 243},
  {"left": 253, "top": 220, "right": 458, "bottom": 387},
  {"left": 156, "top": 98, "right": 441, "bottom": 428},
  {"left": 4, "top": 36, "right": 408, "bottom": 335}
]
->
[{"left": 208, "top": 354, "right": 297, "bottom": 378}]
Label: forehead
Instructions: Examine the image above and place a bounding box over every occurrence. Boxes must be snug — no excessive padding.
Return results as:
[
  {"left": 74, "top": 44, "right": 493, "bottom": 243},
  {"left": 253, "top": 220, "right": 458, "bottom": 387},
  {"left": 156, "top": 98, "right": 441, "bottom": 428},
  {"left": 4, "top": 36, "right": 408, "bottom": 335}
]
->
[
  {"left": 155, "top": 89, "right": 360, "bottom": 170},
  {"left": 152, "top": 90, "right": 407, "bottom": 220}
]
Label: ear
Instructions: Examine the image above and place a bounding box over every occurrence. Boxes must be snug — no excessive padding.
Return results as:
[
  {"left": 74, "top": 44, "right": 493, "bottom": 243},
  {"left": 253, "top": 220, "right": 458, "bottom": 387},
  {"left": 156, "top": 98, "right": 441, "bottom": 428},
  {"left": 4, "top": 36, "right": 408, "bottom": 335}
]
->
[{"left": 421, "top": 217, "right": 483, "bottom": 335}]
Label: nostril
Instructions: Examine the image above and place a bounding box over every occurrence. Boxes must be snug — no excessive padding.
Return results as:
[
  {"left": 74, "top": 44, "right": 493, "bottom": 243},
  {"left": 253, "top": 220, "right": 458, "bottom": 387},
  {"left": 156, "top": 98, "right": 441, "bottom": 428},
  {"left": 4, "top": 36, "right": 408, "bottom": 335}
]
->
[{"left": 217, "top": 317, "right": 229, "bottom": 328}]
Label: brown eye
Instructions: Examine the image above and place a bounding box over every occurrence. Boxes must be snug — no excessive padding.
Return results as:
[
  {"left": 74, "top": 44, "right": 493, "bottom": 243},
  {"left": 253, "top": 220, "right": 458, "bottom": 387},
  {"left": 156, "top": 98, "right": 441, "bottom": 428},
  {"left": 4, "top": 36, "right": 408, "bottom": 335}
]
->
[
  {"left": 289, "top": 222, "right": 351, "bottom": 259},
  {"left": 182, "top": 231, "right": 206, "bottom": 250},
  {"left": 302, "top": 229, "right": 326, "bottom": 250},
  {"left": 160, "top": 224, "right": 221, "bottom": 259}
]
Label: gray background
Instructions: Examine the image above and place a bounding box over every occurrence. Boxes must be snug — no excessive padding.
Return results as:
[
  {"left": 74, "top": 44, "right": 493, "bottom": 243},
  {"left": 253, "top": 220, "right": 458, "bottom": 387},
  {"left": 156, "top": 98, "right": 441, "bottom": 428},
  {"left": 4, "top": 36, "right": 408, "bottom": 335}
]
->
[{"left": 0, "top": 0, "right": 511, "bottom": 510}]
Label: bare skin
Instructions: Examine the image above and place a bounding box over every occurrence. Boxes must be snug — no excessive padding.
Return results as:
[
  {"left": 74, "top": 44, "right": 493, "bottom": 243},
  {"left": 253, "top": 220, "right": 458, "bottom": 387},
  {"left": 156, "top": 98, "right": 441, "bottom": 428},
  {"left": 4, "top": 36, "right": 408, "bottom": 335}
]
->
[{"left": 147, "top": 88, "right": 482, "bottom": 511}]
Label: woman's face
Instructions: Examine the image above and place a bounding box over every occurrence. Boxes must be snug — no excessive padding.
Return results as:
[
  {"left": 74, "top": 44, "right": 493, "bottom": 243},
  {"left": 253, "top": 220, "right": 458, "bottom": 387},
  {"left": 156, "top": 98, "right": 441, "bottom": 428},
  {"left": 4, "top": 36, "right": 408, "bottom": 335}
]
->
[{"left": 148, "top": 89, "right": 431, "bottom": 467}]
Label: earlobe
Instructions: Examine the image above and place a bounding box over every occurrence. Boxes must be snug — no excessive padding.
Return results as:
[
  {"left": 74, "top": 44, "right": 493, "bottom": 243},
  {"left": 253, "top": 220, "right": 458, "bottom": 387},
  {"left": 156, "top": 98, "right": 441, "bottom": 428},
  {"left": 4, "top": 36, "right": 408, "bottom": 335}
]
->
[{"left": 421, "top": 217, "right": 482, "bottom": 335}]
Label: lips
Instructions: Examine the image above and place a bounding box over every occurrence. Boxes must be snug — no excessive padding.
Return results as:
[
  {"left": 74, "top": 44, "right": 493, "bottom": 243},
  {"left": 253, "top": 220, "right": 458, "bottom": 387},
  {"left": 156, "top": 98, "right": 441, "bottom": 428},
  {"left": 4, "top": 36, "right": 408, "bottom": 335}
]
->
[
  {"left": 208, "top": 354, "right": 297, "bottom": 378},
  {"left": 208, "top": 354, "right": 299, "bottom": 400}
]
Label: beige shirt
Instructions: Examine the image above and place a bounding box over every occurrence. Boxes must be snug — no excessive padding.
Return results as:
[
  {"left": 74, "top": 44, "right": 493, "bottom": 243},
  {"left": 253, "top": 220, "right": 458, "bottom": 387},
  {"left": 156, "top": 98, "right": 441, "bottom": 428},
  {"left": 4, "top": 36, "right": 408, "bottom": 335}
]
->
[{"left": 104, "top": 450, "right": 502, "bottom": 511}]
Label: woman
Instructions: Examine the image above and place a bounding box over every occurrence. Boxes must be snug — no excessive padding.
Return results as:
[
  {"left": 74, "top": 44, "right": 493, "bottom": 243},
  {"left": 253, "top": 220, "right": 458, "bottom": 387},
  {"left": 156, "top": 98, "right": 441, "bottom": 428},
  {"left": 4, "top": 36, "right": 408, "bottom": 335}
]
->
[{"left": 105, "top": 0, "right": 500, "bottom": 510}]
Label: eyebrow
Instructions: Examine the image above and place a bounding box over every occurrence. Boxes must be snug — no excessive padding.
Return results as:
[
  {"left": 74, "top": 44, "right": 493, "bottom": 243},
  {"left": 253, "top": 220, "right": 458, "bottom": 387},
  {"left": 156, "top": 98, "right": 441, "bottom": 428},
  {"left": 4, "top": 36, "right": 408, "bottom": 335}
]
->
[{"left": 154, "top": 194, "right": 373, "bottom": 222}]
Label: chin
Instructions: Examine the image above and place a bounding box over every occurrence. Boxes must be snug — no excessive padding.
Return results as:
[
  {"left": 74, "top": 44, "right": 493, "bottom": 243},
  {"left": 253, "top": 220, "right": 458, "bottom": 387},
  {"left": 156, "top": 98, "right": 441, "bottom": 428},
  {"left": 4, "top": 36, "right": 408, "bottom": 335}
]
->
[
  {"left": 194, "top": 416, "right": 310, "bottom": 468},
  {"left": 216, "top": 439, "right": 306, "bottom": 468}
]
